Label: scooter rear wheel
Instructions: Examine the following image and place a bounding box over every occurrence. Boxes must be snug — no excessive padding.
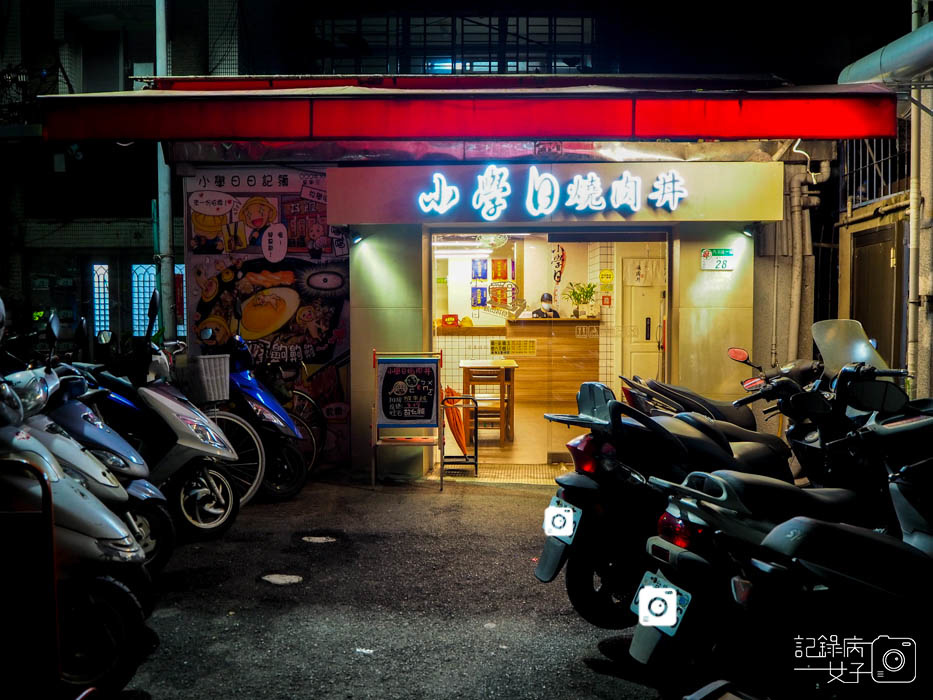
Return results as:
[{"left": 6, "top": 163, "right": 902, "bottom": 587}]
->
[
  {"left": 169, "top": 465, "right": 241, "bottom": 541},
  {"left": 565, "top": 548, "right": 638, "bottom": 630}
]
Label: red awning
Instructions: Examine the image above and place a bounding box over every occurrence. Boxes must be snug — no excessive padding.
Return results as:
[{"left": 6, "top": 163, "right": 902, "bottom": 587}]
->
[{"left": 40, "top": 82, "right": 896, "bottom": 142}]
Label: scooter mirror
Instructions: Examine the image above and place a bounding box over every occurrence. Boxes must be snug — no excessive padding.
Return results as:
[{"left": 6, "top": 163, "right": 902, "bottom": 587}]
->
[
  {"left": 848, "top": 379, "right": 909, "bottom": 415},
  {"left": 788, "top": 391, "right": 832, "bottom": 418},
  {"left": 96, "top": 330, "right": 113, "bottom": 345},
  {"left": 147, "top": 290, "right": 161, "bottom": 321},
  {"left": 728, "top": 347, "right": 749, "bottom": 363},
  {"left": 200, "top": 327, "right": 216, "bottom": 341},
  {"left": 46, "top": 314, "right": 61, "bottom": 342}
]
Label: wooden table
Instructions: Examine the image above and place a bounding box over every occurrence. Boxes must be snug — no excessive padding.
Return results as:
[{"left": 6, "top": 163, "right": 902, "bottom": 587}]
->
[{"left": 460, "top": 359, "right": 518, "bottom": 446}]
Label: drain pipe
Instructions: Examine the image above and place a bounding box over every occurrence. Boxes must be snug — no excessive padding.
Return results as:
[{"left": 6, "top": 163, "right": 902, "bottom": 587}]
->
[
  {"left": 908, "top": 0, "right": 922, "bottom": 396},
  {"left": 788, "top": 158, "right": 831, "bottom": 361}
]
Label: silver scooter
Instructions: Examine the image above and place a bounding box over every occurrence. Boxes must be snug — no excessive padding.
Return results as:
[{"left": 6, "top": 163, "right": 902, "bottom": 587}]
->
[
  {"left": 76, "top": 291, "right": 241, "bottom": 540},
  {"left": 0, "top": 376, "right": 156, "bottom": 695}
]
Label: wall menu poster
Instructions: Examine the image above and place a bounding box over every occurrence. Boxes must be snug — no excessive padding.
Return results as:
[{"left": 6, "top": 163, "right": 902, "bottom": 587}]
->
[
  {"left": 376, "top": 358, "right": 439, "bottom": 428},
  {"left": 184, "top": 166, "right": 350, "bottom": 467}
]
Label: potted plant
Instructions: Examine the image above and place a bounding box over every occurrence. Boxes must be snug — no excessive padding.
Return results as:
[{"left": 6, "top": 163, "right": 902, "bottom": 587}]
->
[{"left": 561, "top": 282, "right": 597, "bottom": 318}]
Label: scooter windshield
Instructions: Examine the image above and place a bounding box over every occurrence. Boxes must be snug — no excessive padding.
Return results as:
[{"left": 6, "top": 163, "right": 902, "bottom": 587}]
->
[{"left": 811, "top": 319, "right": 889, "bottom": 377}]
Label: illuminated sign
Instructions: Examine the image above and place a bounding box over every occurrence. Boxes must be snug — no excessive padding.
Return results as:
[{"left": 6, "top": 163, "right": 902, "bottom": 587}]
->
[
  {"left": 418, "top": 172, "right": 460, "bottom": 214},
  {"left": 327, "top": 162, "right": 785, "bottom": 224},
  {"left": 471, "top": 165, "right": 511, "bottom": 221},
  {"left": 525, "top": 165, "right": 560, "bottom": 217},
  {"left": 647, "top": 169, "right": 688, "bottom": 211},
  {"left": 424, "top": 165, "right": 684, "bottom": 219},
  {"left": 565, "top": 172, "right": 607, "bottom": 212}
]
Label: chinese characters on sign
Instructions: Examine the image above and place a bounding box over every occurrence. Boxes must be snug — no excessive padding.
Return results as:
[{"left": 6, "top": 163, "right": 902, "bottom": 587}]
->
[
  {"left": 376, "top": 360, "right": 439, "bottom": 427},
  {"left": 489, "top": 339, "right": 537, "bottom": 357},
  {"left": 793, "top": 634, "right": 916, "bottom": 685},
  {"left": 700, "top": 248, "right": 735, "bottom": 270},
  {"left": 417, "top": 166, "right": 687, "bottom": 220}
]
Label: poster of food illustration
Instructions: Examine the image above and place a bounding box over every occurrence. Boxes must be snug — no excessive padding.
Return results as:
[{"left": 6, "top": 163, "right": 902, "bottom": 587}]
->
[{"left": 184, "top": 167, "right": 350, "bottom": 467}]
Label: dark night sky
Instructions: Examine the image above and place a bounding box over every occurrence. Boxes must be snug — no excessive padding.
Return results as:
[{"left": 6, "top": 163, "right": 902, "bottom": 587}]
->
[{"left": 238, "top": 1, "right": 913, "bottom": 85}]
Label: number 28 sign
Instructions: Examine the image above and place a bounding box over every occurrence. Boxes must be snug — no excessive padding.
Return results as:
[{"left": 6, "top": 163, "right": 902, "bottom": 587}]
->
[{"left": 701, "top": 248, "right": 734, "bottom": 271}]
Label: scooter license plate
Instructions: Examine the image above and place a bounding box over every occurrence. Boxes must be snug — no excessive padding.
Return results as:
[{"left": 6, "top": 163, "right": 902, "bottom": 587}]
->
[
  {"left": 630, "top": 570, "right": 691, "bottom": 637},
  {"left": 542, "top": 496, "right": 581, "bottom": 545}
]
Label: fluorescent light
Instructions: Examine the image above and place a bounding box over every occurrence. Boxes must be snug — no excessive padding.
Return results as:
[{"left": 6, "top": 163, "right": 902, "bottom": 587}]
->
[
  {"left": 433, "top": 240, "right": 484, "bottom": 247},
  {"left": 435, "top": 251, "right": 492, "bottom": 258}
]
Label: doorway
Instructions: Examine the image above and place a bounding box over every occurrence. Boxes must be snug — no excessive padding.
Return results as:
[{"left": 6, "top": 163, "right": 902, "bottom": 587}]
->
[
  {"left": 428, "top": 231, "right": 669, "bottom": 484},
  {"left": 851, "top": 224, "right": 906, "bottom": 368}
]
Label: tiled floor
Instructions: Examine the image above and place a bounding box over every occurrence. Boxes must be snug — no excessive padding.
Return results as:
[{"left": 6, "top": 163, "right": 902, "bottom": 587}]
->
[{"left": 425, "top": 461, "right": 571, "bottom": 486}]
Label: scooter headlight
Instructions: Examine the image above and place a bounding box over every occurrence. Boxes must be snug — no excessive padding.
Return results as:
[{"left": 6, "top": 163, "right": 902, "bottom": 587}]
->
[
  {"left": 14, "top": 376, "right": 48, "bottom": 415},
  {"left": 96, "top": 535, "right": 145, "bottom": 564},
  {"left": 90, "top": 449, "right": 128, "bottom": 473},
  {"left": 176, "top": 414, "right": 229, "bottom": 450},
  {"left": 245, "top": 397, "right": 286, "bottom": 428},
  {"left": 60, "top": 462, "right": 90, "bottom": 490}
]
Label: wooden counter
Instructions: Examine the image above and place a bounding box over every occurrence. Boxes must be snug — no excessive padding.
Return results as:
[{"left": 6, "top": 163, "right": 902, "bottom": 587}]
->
[{"left": 505, "top": 318, "right": 600, "bottom": 402}]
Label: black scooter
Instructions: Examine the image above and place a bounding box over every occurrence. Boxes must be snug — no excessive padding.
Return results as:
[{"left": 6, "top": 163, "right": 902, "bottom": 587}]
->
[{"left": 534, "top": 381, "right": 794, "bottom": 629}]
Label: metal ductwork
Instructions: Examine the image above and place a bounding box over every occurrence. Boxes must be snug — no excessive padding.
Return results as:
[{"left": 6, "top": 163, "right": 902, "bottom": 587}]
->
[{"left": 838, "top": 20, "right": 933, "bottom": 84}]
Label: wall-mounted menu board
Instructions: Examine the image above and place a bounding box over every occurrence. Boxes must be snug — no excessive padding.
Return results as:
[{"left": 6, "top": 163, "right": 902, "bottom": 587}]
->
[{"left": 376, "top": 357, "right": 439, "bottom": 428}]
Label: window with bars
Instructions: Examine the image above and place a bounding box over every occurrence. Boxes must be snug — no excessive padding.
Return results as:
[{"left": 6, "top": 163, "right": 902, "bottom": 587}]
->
[
  {"left": 310, "top": 15, "right": 594, "bottom": 74},
  {"left": 92, "top": 264, "right": 110, "bottom": 333},
  {"left": 131, "top": 263, "right": 187, "bottom": 337},
  {"left": 839, "top": 119, "right": 910, "bottom": 212}
]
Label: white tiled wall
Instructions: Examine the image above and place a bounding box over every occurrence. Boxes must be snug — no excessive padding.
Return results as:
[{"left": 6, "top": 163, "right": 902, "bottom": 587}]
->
[
  {"left": 434, "top": 334, "right": 500, "bottom": 393},
  {"left": 588, "top": 242, "right": 617, "bottom": 387}
]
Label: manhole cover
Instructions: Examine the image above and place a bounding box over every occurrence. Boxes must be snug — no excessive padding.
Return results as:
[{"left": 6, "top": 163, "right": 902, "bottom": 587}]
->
[
  {"left": 302, "top": 536, "right": 338, "bottom": 544},
  {"left": 261, "top": 574, "right": 303, "bottom": 585}
]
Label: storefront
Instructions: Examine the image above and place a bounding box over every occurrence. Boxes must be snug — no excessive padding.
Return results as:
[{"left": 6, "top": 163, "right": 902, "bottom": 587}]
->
[{"left": 40, "top": 77, "right": 897, "bottom": 480}]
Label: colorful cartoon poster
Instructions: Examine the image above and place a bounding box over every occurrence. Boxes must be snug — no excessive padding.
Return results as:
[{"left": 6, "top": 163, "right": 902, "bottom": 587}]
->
[
  {"left": 185, "top": 167, "right": 350, "bottom": 469},
  {"left": 471, "top": 258, "right": 488, "bottom": 280},
  {"left": 491, "top": 258, "right": 508, "bottom": 281}
]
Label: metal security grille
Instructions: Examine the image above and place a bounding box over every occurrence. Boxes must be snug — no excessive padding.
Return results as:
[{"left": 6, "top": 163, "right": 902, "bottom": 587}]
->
[
  {"left": 839, "top": 119, "right": 909, "bottom": 212},
  {"left": 311, "top": 15, "right": 594, "bottom": 74},
  {"left": 131, "top": 263, "right": 186, "bottom": 336},
  {"left": 92, "top": 264, "right": 110, "bottom": 333}
]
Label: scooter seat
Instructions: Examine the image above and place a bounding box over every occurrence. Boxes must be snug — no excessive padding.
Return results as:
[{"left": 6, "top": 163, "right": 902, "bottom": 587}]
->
[
  {"left": 713, "top": 470, "right": 860, "bottom": 524},
  {"left": 645, "top": 378, "right": 757, "bottom": 431},
  {"left": 94, "top": 371, "right": 139, "bottom": 403},
  {"left": 676, "top": 412, "right": 790, "bottom": 457},
  {"left": 762, "top": 516, "right": 933, "bottom": 597}
]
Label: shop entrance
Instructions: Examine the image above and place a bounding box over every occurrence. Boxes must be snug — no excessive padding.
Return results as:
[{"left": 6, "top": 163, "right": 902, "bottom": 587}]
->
[{"left": 429, "top": 231, "right": 668, "bottom": 484}]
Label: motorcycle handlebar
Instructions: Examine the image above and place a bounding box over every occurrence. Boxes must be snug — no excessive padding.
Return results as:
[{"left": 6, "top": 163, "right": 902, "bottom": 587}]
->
[{"left": 732, "top": 393, "right": 760, "bottom": 407}]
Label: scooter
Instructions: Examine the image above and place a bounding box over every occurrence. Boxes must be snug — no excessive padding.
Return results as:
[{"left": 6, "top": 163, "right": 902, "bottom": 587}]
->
[
  {"left": 74, "top": 291, "right": 241, "bottom": 541},
  {"left": 0, "top": 376, "right": 156, "bottom": 696},
  {"left": 201, "top": 318, "right": 306, "bottom": 503},
  {"left": 631, "top": 368, "right": 933, "bottom": 695},
  {"left": 2, "top": 314, "right": 176, "bottom": 574},
  {"left": 534, "top": 381, "right": 794, "bottom": 629}
]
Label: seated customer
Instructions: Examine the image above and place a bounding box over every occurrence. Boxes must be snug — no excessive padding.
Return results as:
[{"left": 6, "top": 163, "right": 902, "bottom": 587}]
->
[{"left": 532, "top": 292, "right": 560, "bottom": 318}]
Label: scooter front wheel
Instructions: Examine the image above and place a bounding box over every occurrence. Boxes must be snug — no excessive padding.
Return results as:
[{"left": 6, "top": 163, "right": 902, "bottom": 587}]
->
[
  {"left": 169, "top": 464, "right": 240, "bottom": 541},
  {"left": 57, "top": 576, "right": 154, "bottom": 696},
  {"left": 208, "top": 410, "right": 266, "bottom": 506},
  {"left": 129, "top": 501, "right": 177, "bottom": 575}
]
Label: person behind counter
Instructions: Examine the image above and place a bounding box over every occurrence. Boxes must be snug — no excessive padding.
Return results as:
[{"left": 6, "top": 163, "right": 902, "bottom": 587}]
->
[{"left": 532, "top": 292, "right": 560, "bottom": 319}]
